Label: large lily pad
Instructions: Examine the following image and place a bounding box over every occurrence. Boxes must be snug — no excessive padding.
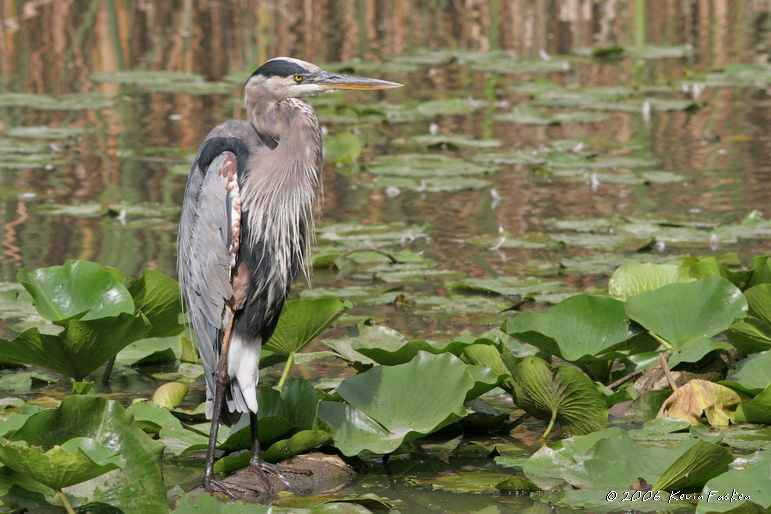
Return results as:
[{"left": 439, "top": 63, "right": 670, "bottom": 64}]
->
[
  {"left": 519, "top": 427, "right": 731, "bottom": 492},
  {"left": 509, "top": 357, "right": 608, "bottom": 437},
  {"left": 0, "top": 436, "right": 122, "bottom": 490},
  {"left": 264, "top": 297, "right": 352, "bottom": 354},
  {"left": 503, "top": 295, "right": 643, "bottom": 362},
  {"left": 625, "top": 276, "right": 747, "bottom": 362},
  {"left": 608, "top": 262, "right": 693, "bottom": 300},
  {"left": 17, "top": 260, "right": 134, "bottom": 322},
  {"left": 319, "top": 352, "right": 474, "bottom": 455},
  {"left": 0, "top": 313, "right": 152, "bottom": 381},
  {"left": 7, "top": 395, "right": 166, "bottom": 512}
]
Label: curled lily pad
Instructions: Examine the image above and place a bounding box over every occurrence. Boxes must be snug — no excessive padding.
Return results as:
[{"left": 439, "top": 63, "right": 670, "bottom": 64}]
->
[
  {"left": 17, "top": 260, "right": 134, "bottom": 322},
  {"left": 151, "top": 382, "right": 188, "bottom": 410},
  {"left": 319, "top": 352, "right": 474, "bottom": 455},
  {"left": 510, "top": 356, "right": 608, "bottom": 437}
]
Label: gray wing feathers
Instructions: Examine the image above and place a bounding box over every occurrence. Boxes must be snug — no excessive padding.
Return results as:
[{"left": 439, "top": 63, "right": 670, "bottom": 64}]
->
[{"left": 178, "top": 154, "right": 237, "bottom": 421}]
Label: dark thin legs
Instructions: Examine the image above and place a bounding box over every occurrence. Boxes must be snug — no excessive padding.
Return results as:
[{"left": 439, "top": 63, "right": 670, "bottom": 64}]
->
[
  {"left": 201, "top": 311, "right": 255, "bottom": 499},
  {"left": 247, "top": 409, "right": 312, "bottom": 494}
]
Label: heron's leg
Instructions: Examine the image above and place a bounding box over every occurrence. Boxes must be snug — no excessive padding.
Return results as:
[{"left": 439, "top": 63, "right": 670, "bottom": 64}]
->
[
  {"left": 247, "top": 412, "right": 312, "bottom": 493},
  {"left": 202, "top": 310, "right": 258, "bottom": 499}
]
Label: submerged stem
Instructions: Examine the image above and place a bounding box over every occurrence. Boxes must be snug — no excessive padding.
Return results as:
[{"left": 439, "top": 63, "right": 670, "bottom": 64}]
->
[
  {"left": 541, "top": 409, "right": 558, "bottom": 440},
  {"left": 57, "top": 490, "right": 76, "bottom": 514},
  {"left": 276, "top": 352, "right": 294, "bottom": 391}
]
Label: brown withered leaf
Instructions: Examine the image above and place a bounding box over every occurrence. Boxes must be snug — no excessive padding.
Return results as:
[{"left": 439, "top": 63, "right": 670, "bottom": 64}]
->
[{"left": 657, "top": 379, "right": 749, "bottom": 426}]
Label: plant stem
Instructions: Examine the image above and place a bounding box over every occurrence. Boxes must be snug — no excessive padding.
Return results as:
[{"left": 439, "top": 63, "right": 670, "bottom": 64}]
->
[
  {"left": 57, "top": 490, "right": 76, "bottom": 514},
  {"left": 658, "top": 353, "right": 678, "bottom": 391},
  {"left": 607, "top": 369, "right": 645, "bottom": 390},
  {"left": 276, "top": 352, "right": 294, "bottom": 391},
  {"left": 541, "top": 409, "right": 558, "bottom": 440},
  {"left": 648, "top": 331, "right": 674, "bottom": 350}
]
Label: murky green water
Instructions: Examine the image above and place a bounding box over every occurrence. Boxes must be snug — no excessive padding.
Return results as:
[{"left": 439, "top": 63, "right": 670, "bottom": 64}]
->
[{"left": 0, "top": 1, "right": 769, "bottom": 511}]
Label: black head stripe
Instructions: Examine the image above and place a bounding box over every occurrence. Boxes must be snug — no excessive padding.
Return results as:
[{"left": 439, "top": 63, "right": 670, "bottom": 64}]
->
[{"left": 251, "top": 59, "right": 310, "bottom": 79}]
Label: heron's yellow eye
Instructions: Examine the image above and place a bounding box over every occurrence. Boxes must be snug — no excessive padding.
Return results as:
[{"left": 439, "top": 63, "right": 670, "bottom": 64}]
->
[{"left": 293, "top": 74, "right": 304, "bottom": 83}]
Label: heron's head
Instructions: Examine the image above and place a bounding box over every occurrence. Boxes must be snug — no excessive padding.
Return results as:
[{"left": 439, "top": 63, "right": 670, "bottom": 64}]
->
[{"left": 243, "top": 57, "right": 402, "bottom": 102}]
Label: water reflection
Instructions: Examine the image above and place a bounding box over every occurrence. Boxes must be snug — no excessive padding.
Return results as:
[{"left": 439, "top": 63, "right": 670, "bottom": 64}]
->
[{"left": 0, "top": 1, "right": 768, "bottom": 344}]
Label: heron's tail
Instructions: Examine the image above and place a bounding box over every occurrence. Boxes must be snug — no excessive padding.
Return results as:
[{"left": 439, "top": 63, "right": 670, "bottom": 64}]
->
[{"left": 227, "top": 333, "right": 261, "bottom": 414}]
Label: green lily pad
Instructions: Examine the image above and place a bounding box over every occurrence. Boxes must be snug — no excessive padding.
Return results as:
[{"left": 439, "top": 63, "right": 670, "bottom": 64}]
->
[
  {"left": 654, "top": 440, "right": 735, "bottom": 491},
  {"left": 726, "top": 316, "right": 771, "bottom": 354},
  {"left": 324, "top": 132, "right": 363, "bottom": 164},
  {"left": 0, "top": 93, "right": 113, "bottom": 110},
  {"left": 356, "top": 337, "right": 496, "bottom": 367},
  {"left": 264, "top": 297, "right": 352, "bottom": 354},
  {"left": 495, "top": 106, "right": 610, "bottom": 125},
  {"left": 734, "top": 385, "right": 771, "bottom": 424},
  {"left": 726, "top": 351, "right": 771, "bottom": 391},
  {"left": 510, "top": 357, "right": 608, "bottom": 437},
  {"left": 0, "top": 312, "right": 152, "bottom": 381},
  {"left": 7, "top": 395, "right": 166, "bottom": 511},
  {"left": 366, "top": 153, "right": 497, "bottom": 177},
  {"left": 174, "top": 492, "right": 272, "bottom": 512},
  {"left": 127, "top": 270, "right": 183, "bottom": 338},
  {"left": 114, "top": 335, "right": 181, "bottom": 365},
  {"left": 409, "top": 471, "right": 514, "bottom": 493},
  {"left": 319, "top": 352, "right": 474, "bottom": 455},
  {"left": 4, "top": 126, "right": 87, "bottom": 139},
  {"left": 17, "top": 260, "right": 134, "bottom": 322},
  {"left": 625, "top": 276, "right": 748, "bottom": 360},
  {"left": 0, "top": 436, "right": 123, "bottom": 490},
  {"left": 608, "top": 262, "right": 694, "bottom": 300},
  {"left": 522, "top": 427, "right": 731, "bottom": 492},
  {"left": 697, "top": 450, "right": 771, "bottom": 513},
  {"left": 400, "top": 134, "right": 502, "bottom": 149},
  {"left": 324, "top": 324, "right": 408, "bottom": 365},
  {"left": 151, "top": 382, "right": 188, "bottom": 410},
  {"left": 367, "top": 174, "right": 491, "bottom": 192},
  {"left": 446, "top": 277, "right": 565, "bottom": 298},
  {"left": 503, "top": 295, "right": 643, "bottom": 362},
  {"left": 90, "top": 70, "right": 230, "bottom": 93}
]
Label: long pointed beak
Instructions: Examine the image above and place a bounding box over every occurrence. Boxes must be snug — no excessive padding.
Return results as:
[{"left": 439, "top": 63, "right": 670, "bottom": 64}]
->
[{"left": 310, "top": 71, "right": 403, "bottom": 91}]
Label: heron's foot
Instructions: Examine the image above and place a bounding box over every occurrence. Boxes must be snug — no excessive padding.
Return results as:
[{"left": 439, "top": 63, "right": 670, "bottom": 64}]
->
[
  {"left": 203, "top": 477, "right": 263, "bottom": 500},
  {"left": 248, "top": 461, "right": 313, "bottom": 493}
]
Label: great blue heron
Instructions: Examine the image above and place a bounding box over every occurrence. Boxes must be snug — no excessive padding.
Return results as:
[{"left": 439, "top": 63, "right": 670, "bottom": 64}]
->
[{"left": 177, "top": 57, "right": 402, "bottom": 497}]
